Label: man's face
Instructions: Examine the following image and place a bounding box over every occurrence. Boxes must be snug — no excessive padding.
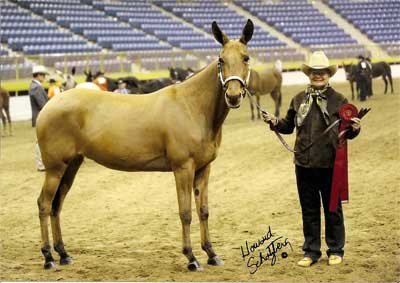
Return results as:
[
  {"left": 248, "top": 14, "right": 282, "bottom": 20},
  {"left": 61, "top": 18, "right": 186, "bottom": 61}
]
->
[
  {"left": 36, "top": 73, "right": 46, "bottom": 83},
  {"left": 309, "top": 69, "right": 330, "bottom": 89}
]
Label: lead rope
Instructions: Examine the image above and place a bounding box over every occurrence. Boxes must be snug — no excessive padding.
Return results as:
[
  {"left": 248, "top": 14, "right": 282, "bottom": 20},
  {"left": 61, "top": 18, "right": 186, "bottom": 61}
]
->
[{"left": 245, "top": 90, "right": 341, "bottom": 153}]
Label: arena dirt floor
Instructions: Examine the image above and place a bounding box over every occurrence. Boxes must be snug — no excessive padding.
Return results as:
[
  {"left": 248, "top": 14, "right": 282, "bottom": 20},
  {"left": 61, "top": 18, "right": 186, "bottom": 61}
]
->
[{"left": 1, "top": 78, "right": 399, "bottom": 282}]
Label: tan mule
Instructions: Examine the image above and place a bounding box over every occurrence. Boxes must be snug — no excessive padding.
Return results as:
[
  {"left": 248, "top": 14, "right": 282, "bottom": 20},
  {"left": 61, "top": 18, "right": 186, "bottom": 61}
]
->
[
  {"left": 328, "top": 255, "right": 343, "bottom": 265},
  {"left": 297, "top": 257, "right": 316, "bottom": 267}
]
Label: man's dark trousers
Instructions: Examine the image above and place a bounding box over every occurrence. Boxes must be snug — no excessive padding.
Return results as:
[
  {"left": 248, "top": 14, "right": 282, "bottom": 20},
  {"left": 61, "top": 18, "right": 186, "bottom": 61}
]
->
[{"left": 295, "top": 165, "right": 345, "bottom": 261}]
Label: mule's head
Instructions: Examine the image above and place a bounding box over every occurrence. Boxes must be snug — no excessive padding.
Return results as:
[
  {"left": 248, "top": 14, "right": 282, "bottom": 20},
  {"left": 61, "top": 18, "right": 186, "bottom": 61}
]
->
[{"left": 213, "top": 19, "right": 253, "bottom": 108}]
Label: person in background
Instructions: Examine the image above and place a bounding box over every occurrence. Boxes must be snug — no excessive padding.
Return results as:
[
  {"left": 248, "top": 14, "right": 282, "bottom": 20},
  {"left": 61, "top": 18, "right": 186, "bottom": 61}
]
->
[
  {"left": 47, "top": 78, "right": 61, "bottom": 99},
  {"left": 356, "top": 55, "right": 371, "bottom": 101},
  {"left": 113, "top": 79, "right": 129, "bottom": 94},
  {"left": 29, "top": 65, "right": 49, "bottom": 171},
  {"left": 93, "top": 71, "right": 108, "bottom": 91},
  {"left": 365, "top": 57, "right": 373, "bottom": 97},
  {"left": 262, "top": 51, "right": 361, "bottom": 268}
]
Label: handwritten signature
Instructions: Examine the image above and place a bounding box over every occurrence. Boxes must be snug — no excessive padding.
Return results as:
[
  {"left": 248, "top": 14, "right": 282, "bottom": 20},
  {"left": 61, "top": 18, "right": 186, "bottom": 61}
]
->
[{"left": 240, "top": 226, "right": 293, "bottom": 274}]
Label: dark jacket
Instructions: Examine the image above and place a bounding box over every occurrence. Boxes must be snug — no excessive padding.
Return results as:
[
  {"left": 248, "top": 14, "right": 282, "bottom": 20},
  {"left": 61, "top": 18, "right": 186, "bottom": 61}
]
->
[
  {"left": 275, "top": 88, "right": 359, "bottom": 168},
  {"left": 29, "top": 80, "right": 48, "bottom": 127}
]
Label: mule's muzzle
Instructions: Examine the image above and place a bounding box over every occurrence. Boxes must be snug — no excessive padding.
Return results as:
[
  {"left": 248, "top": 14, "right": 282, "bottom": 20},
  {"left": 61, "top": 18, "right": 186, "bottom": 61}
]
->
[{"left": 225, "top": 91, "right": 243, "bottom": 108}]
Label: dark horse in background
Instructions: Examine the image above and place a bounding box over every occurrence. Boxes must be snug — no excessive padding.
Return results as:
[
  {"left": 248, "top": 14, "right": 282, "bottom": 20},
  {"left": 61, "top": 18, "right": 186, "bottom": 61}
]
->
[
  {"left": 84, "top": 70, "right": 173, "bottom": 94},
  {"left": 169, "top": 67, "right": 195, "bottom": 82},
  {"left": 0, "top": 87, "right": 12, "bottom": 136},
  {"left": 343, "top": 61, "right": 394, "bottom": 100}
]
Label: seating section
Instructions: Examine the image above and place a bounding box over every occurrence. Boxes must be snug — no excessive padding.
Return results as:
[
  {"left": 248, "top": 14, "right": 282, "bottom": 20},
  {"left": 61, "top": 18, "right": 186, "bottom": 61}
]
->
[
  {"left": 128, "top": 50, "right": 200, "bottom": 70},
  {"left": 1, "top": 1, "right": 101, "bottom": 55},
  {"left": 54, "top": 58, "right": 131, "bottom": 75},
  {"left": 380, "top": 43, "right": 400, "bottom": 57},
  {"left": 0, "top": 57, "right": 34, "bottom": 80},
  {"left": 0, "top": 0, "right": 397, "bottom": 77},
  {"left": 325, "top": 0, "right": 400, "bottom": 44},
  {"left": 153, "top": 0, "right": 287, "bottom": 50},
  {"left": 0, "top": 46, "right": 9, "bottom": 56},
  {"left": 16, "top": 0, "right": 172, "bottom": 52},
  {"left": 92, "top": 0, "right": 216, "bottom": 50},
  {"left": 234, "top": 0, "right": 357, "bottom": 47}
]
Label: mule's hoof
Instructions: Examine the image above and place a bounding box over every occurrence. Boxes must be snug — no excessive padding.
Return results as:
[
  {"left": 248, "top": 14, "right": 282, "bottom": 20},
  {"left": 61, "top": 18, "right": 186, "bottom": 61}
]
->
[
  {"left": 187, "top": 260, "right": 203, "bottom": 271},
  {"left": 208, "top": 256, "right": 224, "bottom": 266},
  {"left": 60, "top": 256, "right": 73, "bottom": 265},
  {"left": 44, "top": 261, "right": 56, "bottom": 270}
]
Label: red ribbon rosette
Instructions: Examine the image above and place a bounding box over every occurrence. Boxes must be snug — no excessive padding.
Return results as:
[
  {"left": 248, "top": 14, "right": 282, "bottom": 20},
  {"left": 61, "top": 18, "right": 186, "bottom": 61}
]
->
[
  {"left": 330, "top": 104, "right": 358, "bottom": 212},
  {"left": 339, "top": 103, "right": 358, "bottom": 123}
]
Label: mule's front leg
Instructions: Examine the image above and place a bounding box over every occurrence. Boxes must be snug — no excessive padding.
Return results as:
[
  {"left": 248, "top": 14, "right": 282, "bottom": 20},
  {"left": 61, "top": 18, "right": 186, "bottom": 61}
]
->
[
  {"left": 194, "top": 164, "right": 224, "bottom": 266},
  {"left": 174, "top": 160, "right": 201, "bottom": 271}
]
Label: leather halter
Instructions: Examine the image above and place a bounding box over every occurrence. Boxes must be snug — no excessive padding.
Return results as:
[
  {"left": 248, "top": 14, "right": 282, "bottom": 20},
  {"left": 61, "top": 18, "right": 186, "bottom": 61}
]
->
[{"left": 217, "top": 57, "right": 251, "bottom": 97}]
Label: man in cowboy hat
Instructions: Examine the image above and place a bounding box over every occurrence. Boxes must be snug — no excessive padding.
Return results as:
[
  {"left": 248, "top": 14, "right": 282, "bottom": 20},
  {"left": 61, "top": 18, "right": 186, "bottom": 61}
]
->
[
  {"left": 262, "top": 51, "right": 361, "bottom": 267},
  {"left": 29, "top": 65, "right": 49, "bottom": 171},
  {"left": 29, "top": 65, "right": 49, "bottom": 127}
]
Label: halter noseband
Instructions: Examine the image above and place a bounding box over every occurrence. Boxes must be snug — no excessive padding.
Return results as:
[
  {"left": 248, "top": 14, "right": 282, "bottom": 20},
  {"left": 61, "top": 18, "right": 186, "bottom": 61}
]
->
[{"left": 217, "top": 57, "right": 251, "bottom": 96}]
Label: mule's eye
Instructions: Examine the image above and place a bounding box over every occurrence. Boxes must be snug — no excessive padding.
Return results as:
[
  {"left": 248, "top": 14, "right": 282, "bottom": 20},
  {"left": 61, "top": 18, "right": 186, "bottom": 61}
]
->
[
  {"left": 219, "top": 57, "right": 224, "bottom": 64},
  {"left": 244, "top": 55, "right": 250, "bottom": 62}
]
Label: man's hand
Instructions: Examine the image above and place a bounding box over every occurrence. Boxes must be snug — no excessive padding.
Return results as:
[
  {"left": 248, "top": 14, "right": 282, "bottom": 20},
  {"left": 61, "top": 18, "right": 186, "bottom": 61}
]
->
[
  {"left": 350, "top": 117, "right": 361, "bottom": 131},
  {"left": 261, "top": 111, "right": 278, "bottom": 126}
]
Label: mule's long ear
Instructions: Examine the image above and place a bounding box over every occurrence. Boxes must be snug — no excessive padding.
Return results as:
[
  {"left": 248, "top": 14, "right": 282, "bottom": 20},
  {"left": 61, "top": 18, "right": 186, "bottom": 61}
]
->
[
  {"left": 212, "top": 21, "right": 229, "bottom": 45},
  {"left": 71, "top": 66, "right": 76, "bottom": 75},
  {"left": 240, "top": 19, "right": 254, "bottom": 45}
]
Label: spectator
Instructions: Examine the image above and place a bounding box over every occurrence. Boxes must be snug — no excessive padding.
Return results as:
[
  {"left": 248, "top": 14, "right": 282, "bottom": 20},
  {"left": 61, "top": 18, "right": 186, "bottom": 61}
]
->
[
  {"left": 47, "top": 78, "right": 61, "bottom": 99},
  {"left": 114, "top": 79, "right": 129, "bottom": 94},
  {"left": 29, "top": 65, "right": 49, "bottom": 171}
]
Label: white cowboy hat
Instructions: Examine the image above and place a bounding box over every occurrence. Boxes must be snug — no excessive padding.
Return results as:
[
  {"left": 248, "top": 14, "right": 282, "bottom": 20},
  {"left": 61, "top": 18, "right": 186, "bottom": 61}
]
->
[
  {"left": 32, "top": 65, "right": 49, "bottom": 75},
  {"left": 301, "top": 51, "right": 337, "bottom": 76}
]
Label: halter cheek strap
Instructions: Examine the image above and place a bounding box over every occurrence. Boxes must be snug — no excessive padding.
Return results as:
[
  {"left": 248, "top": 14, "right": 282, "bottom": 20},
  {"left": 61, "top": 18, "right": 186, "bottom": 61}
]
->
[{"left": 217, "top": 58, "right": 251, "bottom": 91}]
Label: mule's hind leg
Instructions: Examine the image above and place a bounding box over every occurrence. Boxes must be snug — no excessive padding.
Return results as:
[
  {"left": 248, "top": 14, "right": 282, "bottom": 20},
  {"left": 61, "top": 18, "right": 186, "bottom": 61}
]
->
[
  {"left": 248, "top": 94, "right": 256, "bottom": 120},
  {"left": 3, "top": 101, "right": 12, "bottom": 136},
  {"left": 4, "top": 107, "right": 12, "bottom": 136},
  {"left": 1, "top": 110, "right": 6, "bottom": 137},
  {"left": 194, "top": 164, "right": 223, "bottom": 266},
  {"left": 271, "top": 90, "right": 281, "bottom": 117},
  {"left": 51, "top": 155, "right": 84, "bottom": 265},
  {"left": 38, "top": 168, "right": 66, "bottom": 269}
]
